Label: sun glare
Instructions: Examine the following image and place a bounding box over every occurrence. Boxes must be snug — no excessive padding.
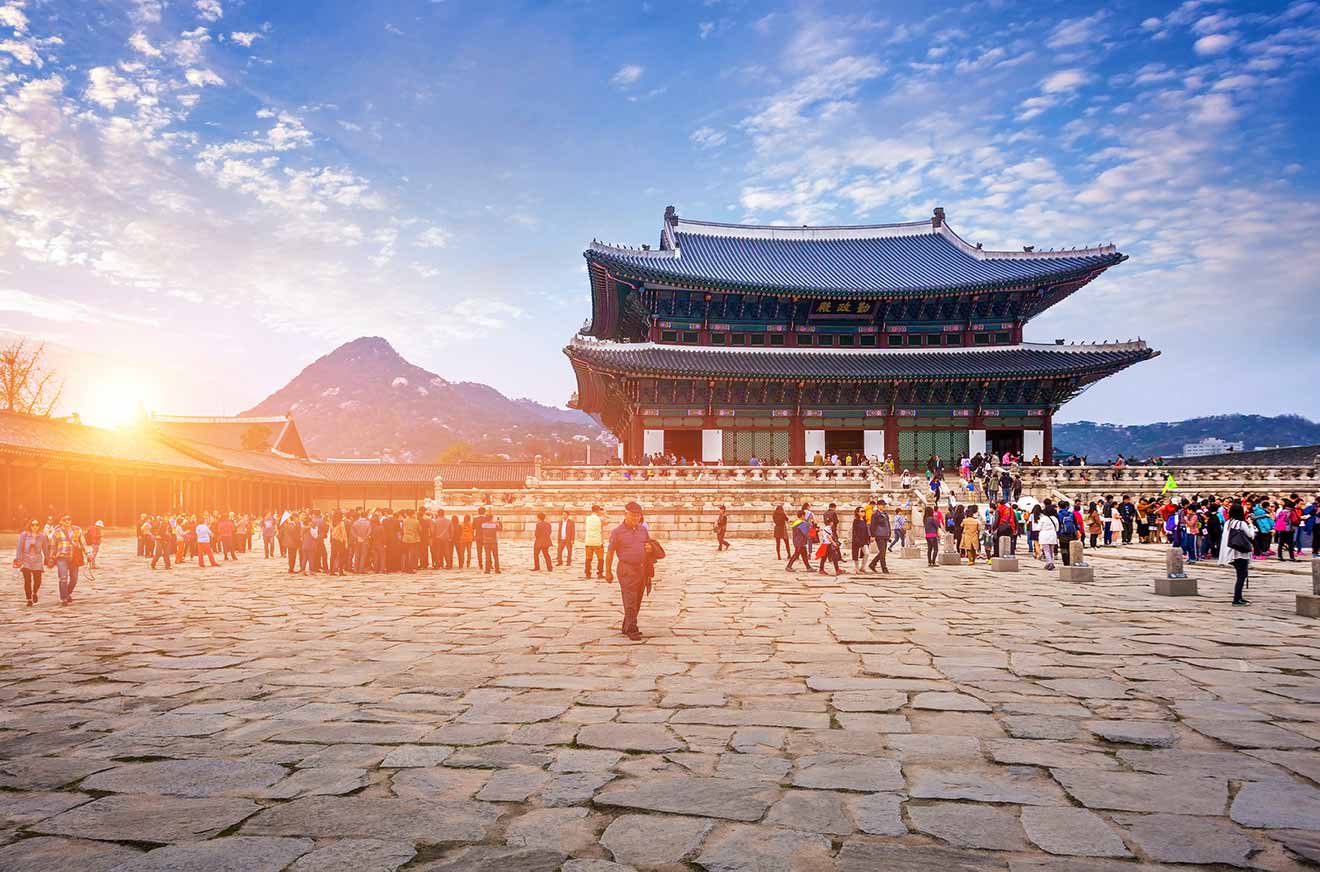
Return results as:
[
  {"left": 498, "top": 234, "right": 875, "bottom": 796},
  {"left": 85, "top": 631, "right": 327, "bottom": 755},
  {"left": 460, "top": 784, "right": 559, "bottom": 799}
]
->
[{"left": 79, "top": 370, "right": 158, "bottom": 430}]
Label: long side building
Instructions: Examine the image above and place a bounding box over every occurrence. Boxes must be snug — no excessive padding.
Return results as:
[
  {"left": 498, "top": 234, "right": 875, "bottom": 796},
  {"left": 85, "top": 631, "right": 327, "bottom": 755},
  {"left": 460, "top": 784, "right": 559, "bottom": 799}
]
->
[{"left": 566, "top": 207, "right": 1157, "bottom": 468}]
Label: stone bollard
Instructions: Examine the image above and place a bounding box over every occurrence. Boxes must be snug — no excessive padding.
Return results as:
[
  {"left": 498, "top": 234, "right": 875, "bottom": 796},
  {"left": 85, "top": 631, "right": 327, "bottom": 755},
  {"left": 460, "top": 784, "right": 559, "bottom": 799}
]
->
[
  {"left": 991, "top": 535, "right": 1019, "bottom": 572},
  {"left": 1155, "top": 546, "right": 1198, "bottom": 596},
  {"left": 1297, "top": 558, "right": 1320, "bottom": 617},
  {"left": 901, "top": 543, "right": 923, "bottom": 560},
  {"left": 1059, "top": 538, "right": 1093, "bottom": 582}
]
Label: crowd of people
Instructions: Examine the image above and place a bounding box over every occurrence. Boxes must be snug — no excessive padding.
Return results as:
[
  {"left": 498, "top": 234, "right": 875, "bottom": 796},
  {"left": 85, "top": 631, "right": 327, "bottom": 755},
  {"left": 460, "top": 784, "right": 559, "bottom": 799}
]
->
[{"left": 763, "top": 488, "right": 1318, "bottom": 606}]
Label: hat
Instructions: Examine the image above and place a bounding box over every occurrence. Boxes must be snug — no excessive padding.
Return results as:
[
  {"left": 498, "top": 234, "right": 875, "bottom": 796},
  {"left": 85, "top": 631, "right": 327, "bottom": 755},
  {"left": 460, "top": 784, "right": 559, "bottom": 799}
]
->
[
  {"left": 624, "top": 501, "right": 644, "bottom": 514},
  {"left": 95, "top": 520, "right": 104, "bottom": 527},
  {"left": 718, "top": 504, "right": 726, "bottom": 510}
]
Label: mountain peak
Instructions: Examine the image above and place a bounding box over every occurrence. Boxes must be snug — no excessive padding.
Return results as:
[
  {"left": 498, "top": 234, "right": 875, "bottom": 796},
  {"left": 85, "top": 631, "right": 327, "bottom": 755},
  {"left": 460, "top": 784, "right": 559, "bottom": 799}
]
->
[
  {"left": 332, "top": 336, "right": 398, "bottom": 357},
  {"left": 241, "top": 337, "right": 609, "bottom": 460}
]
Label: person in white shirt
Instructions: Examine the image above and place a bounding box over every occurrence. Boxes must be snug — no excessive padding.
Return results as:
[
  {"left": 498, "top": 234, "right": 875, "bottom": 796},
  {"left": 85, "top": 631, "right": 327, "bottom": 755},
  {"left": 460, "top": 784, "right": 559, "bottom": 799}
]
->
[{"left": 582, "top": 505, "right": 605, "bottom": 580}]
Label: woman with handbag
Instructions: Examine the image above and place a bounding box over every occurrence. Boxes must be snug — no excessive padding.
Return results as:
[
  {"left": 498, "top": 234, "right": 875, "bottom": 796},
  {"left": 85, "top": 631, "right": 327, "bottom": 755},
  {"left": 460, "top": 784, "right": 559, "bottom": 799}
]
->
[
  {"left": 1220, "top": 502, "right": 1255, "bottom": 605},
  {"left": 14, "top": 518, "right": 49, "bottom": 605}
]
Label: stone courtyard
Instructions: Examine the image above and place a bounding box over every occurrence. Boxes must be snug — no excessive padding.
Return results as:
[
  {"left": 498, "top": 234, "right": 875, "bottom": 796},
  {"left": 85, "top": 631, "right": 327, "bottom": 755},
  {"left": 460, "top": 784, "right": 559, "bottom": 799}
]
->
[{"left": 2, "top": 538, "right": 1320, "bottom": 871}]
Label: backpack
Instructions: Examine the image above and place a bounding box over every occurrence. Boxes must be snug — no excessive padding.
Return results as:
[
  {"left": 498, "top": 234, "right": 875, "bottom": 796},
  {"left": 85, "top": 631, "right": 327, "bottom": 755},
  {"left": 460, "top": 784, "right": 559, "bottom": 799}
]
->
[
  {"left": 1059, "top": 511, "right": 1077, "bottom": 537},
  {"left": 1164, "top": 514, "right": 1178, "bottom": 533}
]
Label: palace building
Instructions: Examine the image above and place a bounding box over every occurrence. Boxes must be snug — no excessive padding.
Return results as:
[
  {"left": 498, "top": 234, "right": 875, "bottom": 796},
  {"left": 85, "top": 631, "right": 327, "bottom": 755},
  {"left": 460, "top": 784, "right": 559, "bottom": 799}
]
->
[{"left": 566, "top": 207, "right": 1157, "bottom": 468}]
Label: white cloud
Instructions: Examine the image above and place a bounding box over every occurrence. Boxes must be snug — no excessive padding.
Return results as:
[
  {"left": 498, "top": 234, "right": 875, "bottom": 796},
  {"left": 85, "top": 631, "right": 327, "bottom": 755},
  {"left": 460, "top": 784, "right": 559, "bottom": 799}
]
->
[
  {"left": 1189, "top": 92, "right": 1239, "bottom": 124},
  {"left": 0, "top": 3, "right": 28, "bottom": 33},
  {"left": 1194, "top": 33, "right": 1235, "bottom": 55},
  {"left": 0, "top": 288, "right": 156, "bottom": 325},
  {"left": 415, "top": 226, "right": 452, "bottom": 248},
  {"left": 690, "top": 126, "right": 727, "bottom": 149},
  {"left": 184, "top": 68, "right": 224, "bottom": 87},
  {"left": 1047, "top": 12, "right": 1105, "bottom": 49},
  {"left": 610, "top": 64, "right": 643, "bottom": 87},
  {"left": 195, "top": 0, "right": 223, "bottom": 22},
  {"left": 1041, "top": 68, "right": 1091, "bottom": 93},
  {"left": 130, "top": 0, "right": 163, "bottom": 24},
  {"left": 0, "top": 36, "right": 39, "bottom": 66},
  {"left": 230, "top": 31, "right": 261, "bottom": 47},
  {"left": 84, "top": 66, "right": 139, "bottom": 110},
  {"left": 128, "top": 31, "right": 162, "bottom": 58}
]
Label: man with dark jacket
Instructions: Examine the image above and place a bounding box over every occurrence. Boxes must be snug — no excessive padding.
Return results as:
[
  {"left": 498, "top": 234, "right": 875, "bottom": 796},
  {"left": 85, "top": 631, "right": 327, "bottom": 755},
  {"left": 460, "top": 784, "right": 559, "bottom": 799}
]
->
[
  {"left": 533, "top": 512, "right": 553, "bottom": 571},
  {"left": 1118, "top": 494, "right": 1136, "bottom": 545},
  {"left": 867, "top": 502, "right": 891, "bottom": 574},
  {"left": 773, "top": 504, "right": 789, "bottom": 559},
  {"left": 280, "top": 513, "right": 300, "bottom": 573},
  {"left": 556, "top": 510, "right": 575, "bottom": 566},
  {"left": 480, "top": 508, "right": 502, "bottom": 574}
]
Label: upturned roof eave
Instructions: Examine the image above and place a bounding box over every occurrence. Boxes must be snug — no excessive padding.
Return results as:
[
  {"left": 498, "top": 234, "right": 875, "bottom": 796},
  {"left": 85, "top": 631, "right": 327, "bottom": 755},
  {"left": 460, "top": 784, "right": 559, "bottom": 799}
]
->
[{"left": 584, "top": 248, "right": 1124, "bottom": 298}]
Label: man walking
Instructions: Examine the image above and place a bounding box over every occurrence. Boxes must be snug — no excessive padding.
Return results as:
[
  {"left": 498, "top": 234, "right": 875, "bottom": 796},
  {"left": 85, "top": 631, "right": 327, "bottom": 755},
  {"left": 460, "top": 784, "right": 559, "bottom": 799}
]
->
[
  {"left": 604, "top": 501, "right": 650, "bottom": 640},
  {"left": 533, "top": 512, "right": 553, "bottom": 571},
  {"left": 262, "top": 514, "right": 277, "bottom": 558},
  {"left": 785, "top": 510, "right": 814, "bottom": 571},
  {"left": 715, "top": 505, "right": 730, "bottom": 551},
  {"left": 50, "top": 514, "right": 86, "bottom": 605},
  {"left": 583, "top": 504, "right": 605, "bottom": 580},
  {"left": 556, "top": 510, "right": 576, "bottom": 566}
]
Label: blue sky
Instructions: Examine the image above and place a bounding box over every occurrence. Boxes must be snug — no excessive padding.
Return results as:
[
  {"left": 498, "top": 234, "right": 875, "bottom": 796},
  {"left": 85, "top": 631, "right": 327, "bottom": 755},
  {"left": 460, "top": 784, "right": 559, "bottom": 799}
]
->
[{"left": 0, "top": 0, "right": 1317, "bottom": 428}]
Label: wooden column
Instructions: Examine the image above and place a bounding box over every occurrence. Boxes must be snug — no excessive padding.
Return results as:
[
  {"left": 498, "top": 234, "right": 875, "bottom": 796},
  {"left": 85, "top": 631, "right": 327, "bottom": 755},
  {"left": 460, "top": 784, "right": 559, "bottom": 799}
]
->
[
  {"left": 87, "top": 471, "right": 96, "bottom": 526},
  {"left": 1043, "top": 412, "right": 1054, "bottom": 463},
  {"left": 2, "top": 463, "right": 11, "bottom": 530},
  {"left": 62, "top": 466, "right": 70, "bottom": 515},
  {"left": 789, "top": 415, "right": 805, "bottom": 465}
]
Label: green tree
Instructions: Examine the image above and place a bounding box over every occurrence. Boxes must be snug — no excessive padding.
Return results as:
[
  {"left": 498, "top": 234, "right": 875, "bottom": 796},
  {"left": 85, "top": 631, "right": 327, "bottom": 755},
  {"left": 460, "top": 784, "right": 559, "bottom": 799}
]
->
[
  {"left": 240, "top": 423, "right": 273, "bottom": 450},
  {"left": 436, "top": 441, "right": 484, "bottom": 463}
]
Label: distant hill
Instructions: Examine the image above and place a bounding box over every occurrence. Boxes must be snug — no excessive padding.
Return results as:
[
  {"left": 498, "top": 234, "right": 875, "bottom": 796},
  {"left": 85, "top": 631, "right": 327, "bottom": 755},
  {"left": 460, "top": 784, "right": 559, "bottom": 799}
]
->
[
  {"left": 1054, "top": 415, "right": 1320, "bottom": 462},
  {"left": 242, "top": 336, "right": 612, "bottom": 462}
]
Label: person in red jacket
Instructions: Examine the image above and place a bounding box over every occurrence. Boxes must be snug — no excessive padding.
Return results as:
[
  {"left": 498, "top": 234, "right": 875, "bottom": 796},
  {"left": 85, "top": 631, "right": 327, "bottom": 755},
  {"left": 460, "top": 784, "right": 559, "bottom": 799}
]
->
[{"left": 85, "top": 520, "right": 103, "bottom": 569}]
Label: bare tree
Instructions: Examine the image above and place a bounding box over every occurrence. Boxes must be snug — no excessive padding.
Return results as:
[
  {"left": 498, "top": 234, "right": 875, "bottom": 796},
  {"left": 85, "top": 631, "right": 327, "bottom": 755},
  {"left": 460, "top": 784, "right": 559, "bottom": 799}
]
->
[{"left": 0, "top": 339, "right": 64, "bottom": 416}]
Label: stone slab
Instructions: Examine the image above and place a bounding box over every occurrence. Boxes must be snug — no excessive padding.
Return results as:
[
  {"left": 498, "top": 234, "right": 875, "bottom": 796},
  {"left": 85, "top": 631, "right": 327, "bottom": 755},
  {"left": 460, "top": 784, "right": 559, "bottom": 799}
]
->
[
  {"left": 600, "top": 813, "right": 714, "bottom": 866},
  {"left": 242, "top": 796, "right": 503, "bottom": 842},
  {"left": 593, "top": 776, "right": 778, "bottom": 821},
  {"left": 108, "top": 836, "right": 312, "bottom": 872},
  {"left": 1154, "top": 577, "right": 1198, "bottom": 596},
  {"left": 32, "top": 795, "right": 260, "bottom": 843},
  {"left": 1051, "top": 769, "right": 1227, "bottom": 815},
  {"left": 1059, "top": 565, "right": 1094, "bottom": 583}
]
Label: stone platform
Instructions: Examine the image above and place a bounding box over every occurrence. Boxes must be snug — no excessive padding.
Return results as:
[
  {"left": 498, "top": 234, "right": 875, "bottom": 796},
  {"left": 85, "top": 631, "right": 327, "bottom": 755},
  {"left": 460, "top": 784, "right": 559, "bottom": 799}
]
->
[{"left": 2, "top": 538, "right": 1319, "bottom": 870}]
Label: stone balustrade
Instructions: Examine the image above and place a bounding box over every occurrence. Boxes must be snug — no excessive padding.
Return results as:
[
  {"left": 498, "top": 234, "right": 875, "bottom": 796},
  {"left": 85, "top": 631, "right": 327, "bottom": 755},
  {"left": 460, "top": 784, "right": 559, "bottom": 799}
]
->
[
  {"left": 1015, "top": 463, "right": 1320, "bottom": 500},
  {"left": 532, "top": 464, "right": 888, "bottom": 489}
]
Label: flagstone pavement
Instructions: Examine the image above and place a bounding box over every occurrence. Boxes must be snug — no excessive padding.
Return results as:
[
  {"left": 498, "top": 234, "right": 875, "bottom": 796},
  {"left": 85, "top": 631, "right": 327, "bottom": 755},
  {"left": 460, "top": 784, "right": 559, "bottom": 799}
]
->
[{"left": 2, "top": 538, "right": 1320, "bottom": 871}]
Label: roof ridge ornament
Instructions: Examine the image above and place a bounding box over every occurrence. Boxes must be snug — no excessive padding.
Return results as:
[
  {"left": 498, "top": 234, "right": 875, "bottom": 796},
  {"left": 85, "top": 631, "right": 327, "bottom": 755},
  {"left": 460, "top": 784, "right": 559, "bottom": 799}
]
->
[{"left": 932, "top": 206, "right": 945, "bottom": 229}]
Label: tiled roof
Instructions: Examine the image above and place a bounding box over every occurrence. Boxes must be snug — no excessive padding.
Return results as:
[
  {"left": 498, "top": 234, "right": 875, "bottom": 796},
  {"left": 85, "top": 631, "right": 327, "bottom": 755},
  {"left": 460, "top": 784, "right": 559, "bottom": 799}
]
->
[
  {"left": 151, "top": 414, "right": 308, "bottom": 458},
  {"left": 159, "top": 437, "right": 327, "bottom": 480},
  {"left": 0, "top": 412, "right": 216, "bottom": 470},
  {"left": 316, "top": 462, "right": 447, "bottom": 484},
  {"left": 565, "top": 340, "right": 1158, "bottom": 381},
  {"left": 434, "top": 462, "right": 536, "bottom": 487},
  {"left": 587, "top": 213, "right": 1124, "bottom": 296}
]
